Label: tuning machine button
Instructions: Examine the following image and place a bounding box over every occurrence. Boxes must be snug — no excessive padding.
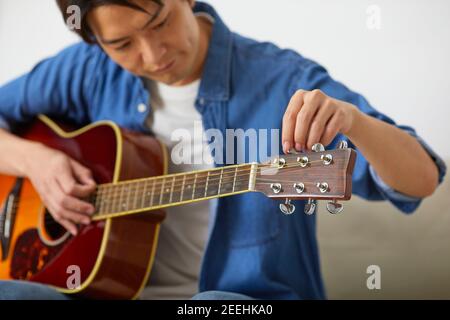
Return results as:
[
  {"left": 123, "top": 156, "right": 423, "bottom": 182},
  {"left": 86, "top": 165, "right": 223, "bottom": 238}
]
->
[
  {"left": 293, "top": 183, "right": 305, "bottom": 194},
  {"left": 279, "top": 199, "right": 296, "bottom": 215},
  {"left": 270, "top": 183, "right": 283, "bottom": 194},
  {"left": 326, "top": 200, "right": 344, "bottom": 214},
  {"left": 296, "top": 156, "right": 309, "bottom": 168},
  {"left": 312, "top": 143, "right": 325, "bottom": 152},
  {"left": 316, "top": 182, "right": 329, "bottom": 193},
  {"left": 321, "top": 154, "right": 333, "bottom": 165},
  {"left": 304, "top": 199, "right": 317, "bottom": 215},
  {"left": 272, "top": 157, "right": 286, "bottom": 168}
]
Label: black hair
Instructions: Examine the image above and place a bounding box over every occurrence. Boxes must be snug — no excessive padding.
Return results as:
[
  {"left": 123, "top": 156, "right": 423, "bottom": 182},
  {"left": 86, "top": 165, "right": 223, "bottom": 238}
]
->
[{"left": 56, "top": 0, "right": 164, "bottom": 43}]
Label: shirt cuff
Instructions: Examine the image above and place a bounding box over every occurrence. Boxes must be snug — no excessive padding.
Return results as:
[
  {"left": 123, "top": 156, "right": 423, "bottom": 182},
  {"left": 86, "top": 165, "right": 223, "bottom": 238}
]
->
[{"left": 368, "top": 132, "right": 447, "bottom": 213}]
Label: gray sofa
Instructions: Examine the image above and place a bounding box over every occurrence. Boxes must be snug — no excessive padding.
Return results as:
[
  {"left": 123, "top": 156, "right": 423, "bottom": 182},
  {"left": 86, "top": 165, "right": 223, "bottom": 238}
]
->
[{"left": 318, "top": 161, "right": 450, "bottom": 299}]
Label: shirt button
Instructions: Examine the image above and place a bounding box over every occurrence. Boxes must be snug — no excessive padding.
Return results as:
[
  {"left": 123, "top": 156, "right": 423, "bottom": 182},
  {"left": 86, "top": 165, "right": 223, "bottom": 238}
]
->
[
  {"left": 198, "top": 98, "right": 205, "bottom": 106},
  {"left": 137, "top": 103, "right": 147, "bottom": 113}
]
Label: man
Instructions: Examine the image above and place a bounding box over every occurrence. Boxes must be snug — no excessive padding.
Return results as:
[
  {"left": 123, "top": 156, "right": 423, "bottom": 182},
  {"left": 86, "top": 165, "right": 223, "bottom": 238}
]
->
[{"left": 0, "top": 0, "right": 446, "bottom": 300}]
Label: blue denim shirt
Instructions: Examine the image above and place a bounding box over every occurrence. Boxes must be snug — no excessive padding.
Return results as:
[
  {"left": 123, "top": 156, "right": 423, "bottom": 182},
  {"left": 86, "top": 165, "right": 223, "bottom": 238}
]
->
[{"left": 0, "top": 2, "right": 446, "bottom": 299}]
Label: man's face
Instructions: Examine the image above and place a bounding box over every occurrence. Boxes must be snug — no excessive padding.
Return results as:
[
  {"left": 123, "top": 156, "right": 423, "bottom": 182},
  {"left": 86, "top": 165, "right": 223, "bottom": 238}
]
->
[{"left": 88, "top": 0, "right": 203, "bottom": 85}]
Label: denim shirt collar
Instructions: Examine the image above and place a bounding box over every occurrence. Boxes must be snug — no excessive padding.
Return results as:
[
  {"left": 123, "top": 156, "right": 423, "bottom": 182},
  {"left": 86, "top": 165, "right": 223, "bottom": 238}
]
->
[
  {"left": 141, "top": 2, "right": 232, "bottom": 105},
  {"left": 194, "top": 2, "right": 232, "bottom": 102}
]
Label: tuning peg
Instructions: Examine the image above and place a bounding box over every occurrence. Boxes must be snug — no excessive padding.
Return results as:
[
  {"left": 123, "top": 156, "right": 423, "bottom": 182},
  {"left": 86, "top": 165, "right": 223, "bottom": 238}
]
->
[
  {"left": 279, "top": 199, "right": 296, "bottom": 215},
  {"left": 312, "top": 143, "right": 325, "bottom": 152},
  {"left": 326, "top": 200, "right": 344, "bottom": 214},
  {"left": 338, "top": 140, "right": 348, "bottom": 149},
  {"left": 304, "top": 199, "right": 317, "bottom": 215}
]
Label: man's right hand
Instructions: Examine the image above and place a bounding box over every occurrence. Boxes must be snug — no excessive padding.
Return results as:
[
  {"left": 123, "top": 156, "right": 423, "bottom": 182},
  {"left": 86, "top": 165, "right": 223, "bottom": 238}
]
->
[{"left": 25, "top": 144, "right": 97, "bottom": 236}]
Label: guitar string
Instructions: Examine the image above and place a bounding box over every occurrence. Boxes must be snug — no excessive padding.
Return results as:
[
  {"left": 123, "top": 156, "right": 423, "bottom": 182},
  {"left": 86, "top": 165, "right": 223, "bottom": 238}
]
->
[
  {"left": 94, "top": 158, "right": 329, "bottom": 192},
  {"left": 93, "top": 179, "right": 335, "bottom": 218},
  {"left": 35, "top": 153, "right": 344, "bottom": 228},
  {"left": 91, "top": 160, "right": 331, "bottom": 206},
  {"left": 30, "top": 159, "right": 339, "bottom": 225},
  {"left": 22, "top": 160, "right": 338, "bottom": 215},
  {"left": 92, "top": 158, "right": 330, "bottom": 205},
  {"left": 43, "top": 175, "right": 326, "bottom": 224},
  {"left": 42, "top": 175, "right": 338, "bottom": 226}
]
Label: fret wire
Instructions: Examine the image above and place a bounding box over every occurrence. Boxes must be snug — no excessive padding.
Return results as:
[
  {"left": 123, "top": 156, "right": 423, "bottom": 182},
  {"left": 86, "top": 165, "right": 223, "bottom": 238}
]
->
[
  {"left": 114, "top": 182, "right": 121, "bottom": 213},
  {"left": 169, "top": 176, "right": 175, "bottom": 203},
  {"left": 159, "top": 178, "right": 165, "bottom": 205},
  {"left": 92, "top": 177, "right": 257, "bottom": 219},
  {"left": 204, "top": 171, "right": 210, "bottom": 198},
  {"left": 95, "top": 164, "right": 264, "bottom": 210},
  {"left": 133, "top": 181, "right": 140, "bottom": 211},
  {"left": 180, "top": 174, "right": 186, "bottom": 202},
  {"left": 101, "top": 166, "right": 251, "bottom": 207},
  {"left": 104, "top": 183, "right": 111, "bottom": 214},
  {"left": 105, "top": 184, "right": 113, "bottom": 214},
  {"left": 117, "top": 183, "right": 124, "bottom": 213},
  {"left": 119, "top": 164, "right": 250, "bottom": 193},
  {"left": 218, "top": 168, "right": 223, "bottom": 195},
  {"left": 93, "top": 159, "right": 323, "bottom": 198},
  {"left": 98, "top": 185, "right": 105, "bottom": 214},
  {"left": 120, "top": 184, "right": 126, "bottom": 212},
  {"left": 96, "top": 164, "right": 251, "bottom": 198},
  {"left": 104, "top": 185, "right": 112, "bottom": 214},
  {"left": 103, "top": 184, "right": 110, "bottom": 214},
  {"left": 93, "top": 175, "right": 316, "bottom": 220},
  {"left": 150, "top": 178, "right": 156, "bottom": 207},
  {"left": 125, "top": 183, "right": 131, "bottom": 211},
  {"left": 103, "top": 174, "right": 312, "bottom": 211},
  {"left": 192, "top": 173, "right": 197, "bottom": 200},
  {"left": 99, "top": 177, "right": 324, "bottom": 216},
  {"left": 232, "top": 166, "right": 238, "bottom": 192},
  {"left": 120, "top": 183, "right": 125, "bottom": 212},
  {"left": 141, "top": 179, "right": 147, "bottom": 209},
  {"left": 107, "top": 184, "right": 114, "bottom": 213}
]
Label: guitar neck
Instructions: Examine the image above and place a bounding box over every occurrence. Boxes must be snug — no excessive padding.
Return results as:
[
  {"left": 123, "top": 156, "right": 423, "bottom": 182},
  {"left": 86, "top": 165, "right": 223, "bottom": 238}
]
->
[{"left": 90, "top": 163, "right": 259, "bottom": 220}]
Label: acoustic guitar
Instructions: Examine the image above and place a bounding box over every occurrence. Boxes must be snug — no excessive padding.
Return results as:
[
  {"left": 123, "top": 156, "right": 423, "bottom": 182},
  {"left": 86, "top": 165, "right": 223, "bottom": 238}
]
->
[{"left": 0, "top": 115, "right": 356, "bottom": 299}]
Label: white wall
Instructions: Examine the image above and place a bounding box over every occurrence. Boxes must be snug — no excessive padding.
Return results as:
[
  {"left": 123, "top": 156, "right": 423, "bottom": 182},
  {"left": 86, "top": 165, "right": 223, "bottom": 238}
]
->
[{"left": 1, "top": 0, "right": 449, "bottom": 158}]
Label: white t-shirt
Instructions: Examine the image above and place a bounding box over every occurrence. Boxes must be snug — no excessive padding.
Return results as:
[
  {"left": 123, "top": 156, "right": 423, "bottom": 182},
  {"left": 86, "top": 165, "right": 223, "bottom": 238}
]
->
[{"left": 139, "top": 79, "right": 214, "bottom": 300}]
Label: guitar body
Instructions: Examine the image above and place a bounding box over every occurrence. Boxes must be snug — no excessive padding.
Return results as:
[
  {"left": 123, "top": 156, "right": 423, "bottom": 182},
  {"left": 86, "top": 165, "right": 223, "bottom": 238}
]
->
[{"left": 0, "top": 116, "right": 167, "bottom": 299}]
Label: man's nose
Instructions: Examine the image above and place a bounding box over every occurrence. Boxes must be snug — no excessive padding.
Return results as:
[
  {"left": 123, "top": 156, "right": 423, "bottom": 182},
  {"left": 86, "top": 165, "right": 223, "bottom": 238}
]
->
[{"left": 139, "top": 39, "right": 167, "bottom": 67}]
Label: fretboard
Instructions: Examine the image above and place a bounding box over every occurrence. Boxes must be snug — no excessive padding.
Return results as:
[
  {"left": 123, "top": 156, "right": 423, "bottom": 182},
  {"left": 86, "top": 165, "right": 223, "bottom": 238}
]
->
[{"left": 90, "top": 163, "right": 258, "bottom": 220}]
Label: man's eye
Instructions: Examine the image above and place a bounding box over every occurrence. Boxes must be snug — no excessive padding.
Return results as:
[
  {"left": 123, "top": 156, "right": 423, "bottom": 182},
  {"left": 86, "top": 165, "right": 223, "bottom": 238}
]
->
[{"left": 115, "top": 43, "right": 130, "bottom": 51}]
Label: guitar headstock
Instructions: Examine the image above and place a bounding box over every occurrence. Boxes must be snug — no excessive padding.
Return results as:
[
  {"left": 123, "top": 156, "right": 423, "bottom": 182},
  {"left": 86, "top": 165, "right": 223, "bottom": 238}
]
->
[{"left": 255, "top": 142, "right": 356, "bottom": 215}]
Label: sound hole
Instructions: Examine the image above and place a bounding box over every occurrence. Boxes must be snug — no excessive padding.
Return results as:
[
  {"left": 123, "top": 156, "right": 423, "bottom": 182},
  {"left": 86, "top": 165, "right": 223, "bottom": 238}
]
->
[{"left": 43, "top": 210, "right": 67, "bottom": 240}]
